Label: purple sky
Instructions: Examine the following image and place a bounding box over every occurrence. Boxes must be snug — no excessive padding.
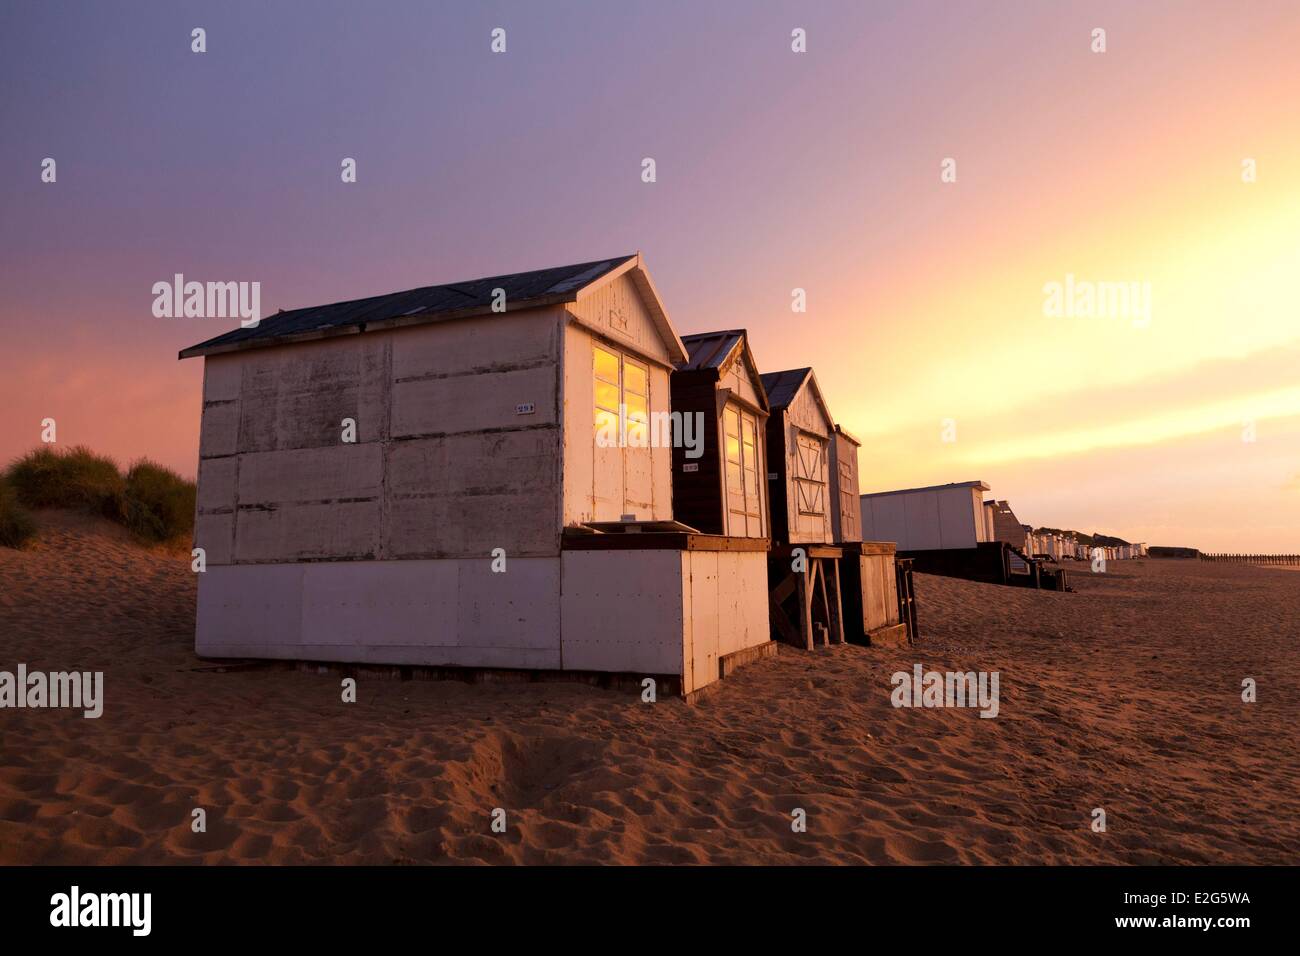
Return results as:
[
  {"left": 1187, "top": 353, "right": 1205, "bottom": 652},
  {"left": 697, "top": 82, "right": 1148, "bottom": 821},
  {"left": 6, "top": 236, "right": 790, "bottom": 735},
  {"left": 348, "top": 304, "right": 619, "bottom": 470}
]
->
[{"left": 2, "top": 1, "right": 1298, "bottom": 549}]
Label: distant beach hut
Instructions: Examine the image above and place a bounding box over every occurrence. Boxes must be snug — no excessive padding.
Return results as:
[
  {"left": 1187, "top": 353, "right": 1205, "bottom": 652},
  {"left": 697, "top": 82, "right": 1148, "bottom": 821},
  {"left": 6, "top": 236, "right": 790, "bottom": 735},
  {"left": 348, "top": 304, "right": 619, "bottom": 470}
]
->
[
  {"left": 860, "top": 483, "right": 1067, "bottom": 590},
  {"left": 759, "top": 367, "right": 846, "bottom": 649},
  {"left": 179, "top": 254, "right": 772, "bottom": 698}
]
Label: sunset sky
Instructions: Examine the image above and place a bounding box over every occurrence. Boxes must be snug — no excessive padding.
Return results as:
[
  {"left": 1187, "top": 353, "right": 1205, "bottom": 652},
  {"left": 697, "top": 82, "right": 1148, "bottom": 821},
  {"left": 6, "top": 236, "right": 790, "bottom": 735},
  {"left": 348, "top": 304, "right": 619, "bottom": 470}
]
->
[{"left": 1, "top": 1, "right": 1296, "bottom": 550}]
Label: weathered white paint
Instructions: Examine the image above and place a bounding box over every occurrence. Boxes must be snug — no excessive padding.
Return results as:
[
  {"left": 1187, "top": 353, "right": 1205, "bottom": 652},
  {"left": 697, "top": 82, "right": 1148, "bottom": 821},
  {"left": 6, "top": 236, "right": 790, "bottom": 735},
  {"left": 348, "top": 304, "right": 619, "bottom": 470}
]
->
[
  {"left": 858, "top": 552, "right": 899, "bottom": 633},
  {"left": 202, "top": 354, "right": 242, "bottom": 402},
  {"left": 194, "top": 304, "right": 566, "bottom": 564},
  {"left": 385, "top": 429, "right": 558, "bottom": 558},
  {"left": 649, "top": 361, "right": 673, "bottom": 515},
  {"left": 236, "top": 499, "right": 381, "bottom": 562},
  {"left": 196, "top": 456, "right": 237, "bottom": 513},
  {"left": 199, "top": 549, "right": 768, "bottom": 693},
  {"left": 560, "top": 320, "right": 672, "bottom": 525},
  {"left": 236, "top": 335, "right": 388, "bottom": 450},
  {"left": 238, "top": 443, "right": 384, "bottom": 505},
  {"left": 392, "top": 365, "right": 558, "bottom": 437},
  {"left": 194, "top": 512, "right": 234, "bottom": 565},
  {"left": 721, "top": 355, "right": 764, "bottom": 410},
  {"left": 189, "top": 258, "right": 766, "bottom": 692},
  {"left": 198, "top": 400, "right": 240, "bottom": 459},
  {"left": 559, "top": 550, "right": 684, "bottom": 676},
  {"left": 724, "top": 401, "right": 766, "bottom": 537},
  {"left": 196, "top": 557, "right": 563, "bottom": 668},
  {"left": 829, "top": 429, "right": 861, "bottom": 543},
  {"left": 569, "top": 271, "right": 673, "bottom": 366},
  {"left": 680, "top": 549, "right": 769, "bottom": 693},
  {"left": 560, "top": 548, "right": 769, "bottom": 694},
  {"left": 772, "top": 376, "right": 835, "bottom": 545},
  {"left": 390, "top": 306, "right": 556, "bottom": 381}
]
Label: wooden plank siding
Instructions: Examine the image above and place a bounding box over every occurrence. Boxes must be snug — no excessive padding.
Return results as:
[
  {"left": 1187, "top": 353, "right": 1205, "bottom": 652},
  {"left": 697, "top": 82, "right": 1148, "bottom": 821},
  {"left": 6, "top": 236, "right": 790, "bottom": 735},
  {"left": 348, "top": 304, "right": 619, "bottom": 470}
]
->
[
  {"left": 829, "top": 426, "right": 862, "bottom": 544},
  {"left": 761, "top": 370, "right": 835, "bottom": 547},
  {"left": 669, "top": 372, "right": 727, "bottom": 534},
  {"left": 669, "top": 331, "right": 770, "bottom": 539}
]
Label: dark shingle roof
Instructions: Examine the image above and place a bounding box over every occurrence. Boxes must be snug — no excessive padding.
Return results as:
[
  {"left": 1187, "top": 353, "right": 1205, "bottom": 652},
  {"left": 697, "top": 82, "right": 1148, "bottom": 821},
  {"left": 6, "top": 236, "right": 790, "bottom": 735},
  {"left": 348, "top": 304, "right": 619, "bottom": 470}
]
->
[
  {"left": 679, "top": 330, "right": 746, "bottom": 371},
  {"left": 678, "top": 329, "right": 771, "bottom": 414},
  {"left": 180, "top": 255, "right": 636, "bottom": 359},
  {"left": 759, "top": 367, "right": 813, "bottom": 410}
]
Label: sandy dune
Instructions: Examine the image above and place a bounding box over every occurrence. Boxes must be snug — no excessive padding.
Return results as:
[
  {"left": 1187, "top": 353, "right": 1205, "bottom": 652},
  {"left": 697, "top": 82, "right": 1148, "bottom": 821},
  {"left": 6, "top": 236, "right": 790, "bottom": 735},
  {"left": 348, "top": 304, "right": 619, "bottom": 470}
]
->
[{"left": 1, "top": 511, "right": 1297, "bottom": 864}]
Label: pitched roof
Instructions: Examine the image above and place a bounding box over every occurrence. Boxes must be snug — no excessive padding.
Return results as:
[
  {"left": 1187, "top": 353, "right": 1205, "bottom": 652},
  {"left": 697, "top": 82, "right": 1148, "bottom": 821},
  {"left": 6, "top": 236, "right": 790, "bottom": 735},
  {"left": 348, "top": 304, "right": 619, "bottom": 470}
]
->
[
  {"left": 761, "top": 366, "right": 841, "bottom": 439},
  {"left": 180, "top": 254, "right": 655, "bottom": 359},
  {"left": 678, "top": 329, "right": 770, "bottom": 413},
  {"left": 680, "top": 330, "right": 747, "bottom": 370},
  {"left": 834, "top": 423, "right": 861, "bottom": 446},
  {"left": 759, "top": 367, "right": 813, "bottom": 410}
]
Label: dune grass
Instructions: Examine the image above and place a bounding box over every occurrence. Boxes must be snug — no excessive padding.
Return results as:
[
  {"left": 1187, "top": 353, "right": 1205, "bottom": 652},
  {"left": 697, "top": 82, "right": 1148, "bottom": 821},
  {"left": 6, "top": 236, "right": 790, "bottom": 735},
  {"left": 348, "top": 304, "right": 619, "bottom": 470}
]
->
[
  {"left": 123, "top": 459, "right": 197, "bottom": 543},
  {"left": 0, "top": 477, "right": 37, "bottom": 548},
  {"left": 2, "top": 446, "right": 195, "bottom": 547},
  {"left": 6, "top": 445, "right": 126, "bottom": 517}
]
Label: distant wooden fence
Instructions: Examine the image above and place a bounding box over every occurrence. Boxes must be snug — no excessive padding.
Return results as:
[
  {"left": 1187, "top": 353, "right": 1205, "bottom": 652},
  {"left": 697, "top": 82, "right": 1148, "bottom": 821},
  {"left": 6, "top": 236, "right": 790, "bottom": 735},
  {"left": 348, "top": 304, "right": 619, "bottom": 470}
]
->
[{"left": 1199, "top": 553, "right": 1300, "bottom": 565}]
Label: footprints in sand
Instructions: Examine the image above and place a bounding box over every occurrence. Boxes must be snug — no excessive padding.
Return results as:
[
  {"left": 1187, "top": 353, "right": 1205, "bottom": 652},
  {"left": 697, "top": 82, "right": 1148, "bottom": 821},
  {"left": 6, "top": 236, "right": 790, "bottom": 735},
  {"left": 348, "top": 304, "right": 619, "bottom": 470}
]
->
[{"left": 4, "top": 521, "right": 1299, "bottom": 863}]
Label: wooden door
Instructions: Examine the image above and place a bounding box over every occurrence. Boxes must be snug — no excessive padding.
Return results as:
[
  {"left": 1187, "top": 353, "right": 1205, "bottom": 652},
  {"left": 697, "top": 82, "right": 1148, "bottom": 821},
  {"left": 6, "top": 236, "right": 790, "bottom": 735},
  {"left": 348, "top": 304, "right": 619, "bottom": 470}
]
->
[
  {"left": 793, "top": 431, "right": 828, "bottom": 540},
  {"left": 837, "top": 455, "right": 859, "bottom": 540},
  {"left": 723, "top": 403, "right": 764, "bottom": 537}
]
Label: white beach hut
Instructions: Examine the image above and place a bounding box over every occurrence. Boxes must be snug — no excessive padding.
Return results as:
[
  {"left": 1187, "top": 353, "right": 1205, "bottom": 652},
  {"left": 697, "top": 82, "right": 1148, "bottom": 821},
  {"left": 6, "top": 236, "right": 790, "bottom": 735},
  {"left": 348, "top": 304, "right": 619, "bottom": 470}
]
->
[
  {"left": 180, "top": 254, "right": 773, "bottom": 697},
  {"left": 859, "top": 483, "right": 1069, "bottom": 589},
  {"left": 859, "top": 480, "right": 992, "bottom": 552}
]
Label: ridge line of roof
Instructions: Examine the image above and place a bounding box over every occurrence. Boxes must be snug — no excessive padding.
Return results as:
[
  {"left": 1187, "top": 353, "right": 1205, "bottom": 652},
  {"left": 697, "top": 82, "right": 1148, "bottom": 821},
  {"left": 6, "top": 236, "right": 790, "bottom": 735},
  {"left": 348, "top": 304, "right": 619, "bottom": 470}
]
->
[{"left": 179, "top": 254, "right": 639, "bottom": 360}]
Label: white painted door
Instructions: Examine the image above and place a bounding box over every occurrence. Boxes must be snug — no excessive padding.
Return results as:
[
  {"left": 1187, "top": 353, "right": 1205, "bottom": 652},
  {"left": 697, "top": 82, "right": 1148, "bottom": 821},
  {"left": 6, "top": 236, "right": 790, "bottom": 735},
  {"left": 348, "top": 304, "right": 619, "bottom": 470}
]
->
[
  {"left": 793, "top": 431, "right": 828, "bottom": 539},
  {"left": 723, "top": 403, "right": 764, "bottom": 537}
]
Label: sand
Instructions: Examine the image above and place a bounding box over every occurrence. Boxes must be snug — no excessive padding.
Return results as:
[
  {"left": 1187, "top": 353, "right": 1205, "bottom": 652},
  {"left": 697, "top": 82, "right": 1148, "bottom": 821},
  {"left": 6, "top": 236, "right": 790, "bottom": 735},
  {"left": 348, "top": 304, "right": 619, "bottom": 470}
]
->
[{"left": 1, "top": 511, "right": 1297, "bottom": 864}]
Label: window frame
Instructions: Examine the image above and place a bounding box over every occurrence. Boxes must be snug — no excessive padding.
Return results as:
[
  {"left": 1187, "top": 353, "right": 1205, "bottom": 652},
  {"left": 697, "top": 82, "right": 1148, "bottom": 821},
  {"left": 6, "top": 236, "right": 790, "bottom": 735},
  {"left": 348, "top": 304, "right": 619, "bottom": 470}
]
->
[
  {"left": 593, "top": 343, "right": 650, "bottom": 449},
  {"left": 723, "top": 402, "right": 764, "bottom": 536}
]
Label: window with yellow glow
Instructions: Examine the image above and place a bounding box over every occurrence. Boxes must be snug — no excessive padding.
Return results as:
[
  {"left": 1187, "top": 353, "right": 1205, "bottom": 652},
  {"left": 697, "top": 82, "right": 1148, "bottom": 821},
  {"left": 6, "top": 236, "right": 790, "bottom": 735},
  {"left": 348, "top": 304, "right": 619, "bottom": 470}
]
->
[
  {"left": 594, "top": 343, "right": 649, "bottom": 447},
  {"left": 724, "top": 403, "right": 764, "bottom": 535}
]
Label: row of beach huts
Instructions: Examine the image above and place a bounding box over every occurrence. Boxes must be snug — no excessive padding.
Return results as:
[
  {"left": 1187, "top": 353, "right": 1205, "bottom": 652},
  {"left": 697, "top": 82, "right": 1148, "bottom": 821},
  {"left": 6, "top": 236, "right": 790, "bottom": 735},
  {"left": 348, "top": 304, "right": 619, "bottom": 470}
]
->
[
  {"left": 179, "top": 255, "right": 1138, "bottom": 698},
  {"left": 858, "top": 484, "right": 1145, "bottom": 592},
  {"left": 1025, "top": 533, "right": 1147, "bottom": 563}
]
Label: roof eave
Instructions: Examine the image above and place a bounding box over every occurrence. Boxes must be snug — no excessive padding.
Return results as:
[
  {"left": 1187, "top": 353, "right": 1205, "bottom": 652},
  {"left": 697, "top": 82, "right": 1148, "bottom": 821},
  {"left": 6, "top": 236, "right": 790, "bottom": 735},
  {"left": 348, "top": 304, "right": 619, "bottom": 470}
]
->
[
  {"left": 834, "top": 423, "right": 862, "bottom": 445},
  {"left": 735, "top": 334, "right": 771, "bottom": 414},
  {"left": 627, "top": 255, "right": 689, "bottom": 365},
  {"left": 177, "top": 291, "right": 580, "bottom": 360}
]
